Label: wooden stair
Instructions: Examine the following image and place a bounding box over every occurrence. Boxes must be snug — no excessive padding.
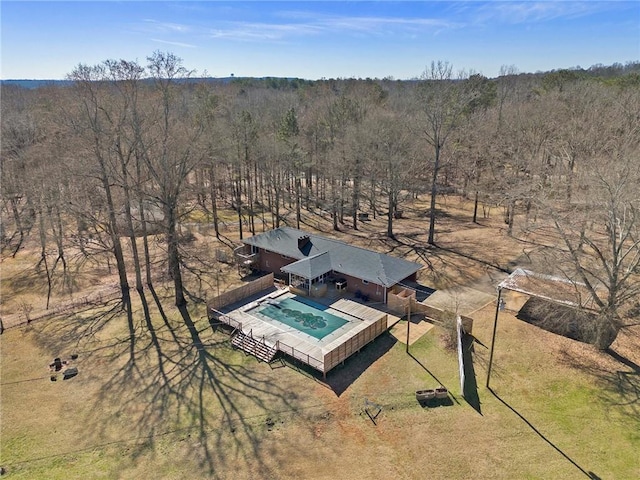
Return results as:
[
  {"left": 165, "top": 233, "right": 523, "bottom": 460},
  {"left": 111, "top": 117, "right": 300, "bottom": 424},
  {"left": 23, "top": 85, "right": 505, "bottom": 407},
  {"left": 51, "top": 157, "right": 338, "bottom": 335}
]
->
[{"left": 231, "top": 332, "right": 278, "bottom": 363}]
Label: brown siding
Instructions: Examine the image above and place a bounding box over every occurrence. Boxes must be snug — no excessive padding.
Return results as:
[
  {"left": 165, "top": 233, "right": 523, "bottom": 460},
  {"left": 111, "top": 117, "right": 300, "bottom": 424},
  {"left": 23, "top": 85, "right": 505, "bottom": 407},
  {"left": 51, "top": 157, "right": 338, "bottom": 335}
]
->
[
  {"left": 334, "top": 273, "right": 384, "bottom": 302},
  {"left": 255, "top": 247, "right": 414, "bottom": 303},
  {"left": 257, "top": 249, "right": 295, "bottom": 276}
]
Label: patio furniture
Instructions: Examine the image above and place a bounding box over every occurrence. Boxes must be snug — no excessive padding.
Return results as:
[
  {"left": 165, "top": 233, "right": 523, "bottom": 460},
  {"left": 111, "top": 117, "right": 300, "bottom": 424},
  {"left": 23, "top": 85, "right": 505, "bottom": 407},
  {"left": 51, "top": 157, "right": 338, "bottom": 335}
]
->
[{"left": 335, "top": 279, "right": 347, "bottom": 291}]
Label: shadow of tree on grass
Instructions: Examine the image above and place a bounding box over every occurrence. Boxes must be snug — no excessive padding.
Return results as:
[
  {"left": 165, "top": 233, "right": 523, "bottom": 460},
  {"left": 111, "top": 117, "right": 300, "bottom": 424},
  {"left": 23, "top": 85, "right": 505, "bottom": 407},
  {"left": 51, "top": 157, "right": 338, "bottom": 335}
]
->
[
  {"left": 488, "top": 387, "right": 601, "bottom": 479},
  {"left": 35, "top": 287, "right": 303, "bottom": 478},
  {"left": 556, "top": 347, "right": 640, "bottom": 427}
]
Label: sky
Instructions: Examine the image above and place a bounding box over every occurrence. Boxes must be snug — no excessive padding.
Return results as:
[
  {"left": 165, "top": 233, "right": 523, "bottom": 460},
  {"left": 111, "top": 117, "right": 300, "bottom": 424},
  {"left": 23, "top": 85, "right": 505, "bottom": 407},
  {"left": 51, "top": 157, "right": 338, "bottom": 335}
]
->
[{"left": 2, "top": 1, "right": 639, "bottom": 80}]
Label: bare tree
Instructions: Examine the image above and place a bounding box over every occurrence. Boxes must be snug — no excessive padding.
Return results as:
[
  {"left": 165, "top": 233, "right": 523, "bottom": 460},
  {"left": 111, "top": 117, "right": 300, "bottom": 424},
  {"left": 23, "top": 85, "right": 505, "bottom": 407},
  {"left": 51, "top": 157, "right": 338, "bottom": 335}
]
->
[
  {"left": 496, "top": 64, "right": 519, "bottom": 128},
  {"left": 195, "top": 86, "right": 224, "bottom": 239},
  {"left": 0, "top": 110, "right": 39, "bottom": 255},
  {"left": 67, "top": 63, "right": 131, "bottom": 306},
  {"left": 231, "top": 109, "right": 259, "bottom": 238},
  {"left": 144, "top": 51, "right": 202, "bottom": 307},
  {"left": 418, "top": 61, "right": 479, "bottom": 244},
  {"left": 278, "top": 107, "right": 302, "bottom": 229},
  {"left": 364, "top": 108, "right": 415, "bottom": 237},
  {"left": 539, "top": 113, "right": 640, "bottom": 349}
]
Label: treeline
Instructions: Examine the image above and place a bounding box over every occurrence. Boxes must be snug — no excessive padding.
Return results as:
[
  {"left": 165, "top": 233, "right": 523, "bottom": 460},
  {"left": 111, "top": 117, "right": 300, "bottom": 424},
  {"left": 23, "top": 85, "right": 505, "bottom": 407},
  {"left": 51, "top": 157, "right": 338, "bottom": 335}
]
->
[{"left": 1, "top": 54, "right": 638, "bottom": 348}]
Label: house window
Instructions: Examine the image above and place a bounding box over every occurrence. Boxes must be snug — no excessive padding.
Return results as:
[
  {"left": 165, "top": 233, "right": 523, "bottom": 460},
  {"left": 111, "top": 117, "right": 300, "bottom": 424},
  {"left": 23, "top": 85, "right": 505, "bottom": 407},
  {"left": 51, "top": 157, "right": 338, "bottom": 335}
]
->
[{"left": 362, "top": 279, "right": 369, "bottom": 285}]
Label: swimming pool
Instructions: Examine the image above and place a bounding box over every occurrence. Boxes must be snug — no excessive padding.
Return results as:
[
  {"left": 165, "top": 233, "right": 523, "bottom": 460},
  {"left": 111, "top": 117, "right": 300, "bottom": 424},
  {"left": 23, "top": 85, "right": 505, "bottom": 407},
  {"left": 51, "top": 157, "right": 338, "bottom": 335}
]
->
[{"left": 253, "top": 296, "right": 349, "bottom": 340}]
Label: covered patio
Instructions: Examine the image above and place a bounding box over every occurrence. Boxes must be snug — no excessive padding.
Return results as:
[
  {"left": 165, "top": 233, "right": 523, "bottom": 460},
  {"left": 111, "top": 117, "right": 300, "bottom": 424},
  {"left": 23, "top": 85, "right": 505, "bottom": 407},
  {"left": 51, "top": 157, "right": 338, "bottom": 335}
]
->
[{"left": 281, "top": 252, "right": 333, "bottom": 297}]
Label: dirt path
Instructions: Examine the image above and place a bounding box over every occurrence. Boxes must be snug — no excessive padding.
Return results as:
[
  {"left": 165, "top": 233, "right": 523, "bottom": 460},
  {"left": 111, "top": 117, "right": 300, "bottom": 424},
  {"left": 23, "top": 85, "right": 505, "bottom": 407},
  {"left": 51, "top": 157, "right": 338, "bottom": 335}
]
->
[
  {"left": 389, "top": 316, "right": 434, "bottom": 345},
  {"left": 423, "top": 286, "right": 497, "bottom": 316}
]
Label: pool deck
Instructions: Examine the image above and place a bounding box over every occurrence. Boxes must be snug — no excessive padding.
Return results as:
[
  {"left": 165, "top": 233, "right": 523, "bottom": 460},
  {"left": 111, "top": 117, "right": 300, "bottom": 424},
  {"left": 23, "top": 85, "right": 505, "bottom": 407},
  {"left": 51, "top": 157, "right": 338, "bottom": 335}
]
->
[{"left": 216, "top": 288, "right": 395, "bottom": 370}]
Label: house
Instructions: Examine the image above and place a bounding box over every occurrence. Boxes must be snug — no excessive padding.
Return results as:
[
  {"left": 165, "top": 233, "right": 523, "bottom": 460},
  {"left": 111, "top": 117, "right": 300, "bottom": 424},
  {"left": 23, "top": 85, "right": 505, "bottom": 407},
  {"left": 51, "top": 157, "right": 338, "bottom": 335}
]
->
[{"left": 236, "top": 227, "right": 422, "bottom": 303}]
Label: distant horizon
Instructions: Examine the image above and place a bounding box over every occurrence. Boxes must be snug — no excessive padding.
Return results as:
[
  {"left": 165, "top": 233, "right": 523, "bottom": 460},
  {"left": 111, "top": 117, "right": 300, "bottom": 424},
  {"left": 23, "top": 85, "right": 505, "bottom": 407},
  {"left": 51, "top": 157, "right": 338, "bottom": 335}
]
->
[
  {"left": 3, "top": 59, "right": 640, "bottom": 84},
  {"left": 2, "top": 1, "right": 639, "bottom": 81}
]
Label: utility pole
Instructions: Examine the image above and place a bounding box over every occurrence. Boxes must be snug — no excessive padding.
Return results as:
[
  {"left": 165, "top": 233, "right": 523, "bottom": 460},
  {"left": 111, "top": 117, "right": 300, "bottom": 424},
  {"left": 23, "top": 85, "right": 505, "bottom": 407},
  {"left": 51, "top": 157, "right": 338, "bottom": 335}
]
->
[
  {"left": 406, "top": 296, "right": 411, "bottom": 353},
  {"left": 486, "top": 288, "right": 503, "bottom": 388}
]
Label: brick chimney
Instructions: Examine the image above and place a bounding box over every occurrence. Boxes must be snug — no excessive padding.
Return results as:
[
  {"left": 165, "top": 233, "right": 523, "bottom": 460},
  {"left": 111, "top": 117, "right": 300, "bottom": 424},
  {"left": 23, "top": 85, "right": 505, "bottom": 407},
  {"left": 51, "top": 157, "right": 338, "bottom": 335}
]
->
[{"left": 298, "top": 235, "right": 311, "bottom": 250}]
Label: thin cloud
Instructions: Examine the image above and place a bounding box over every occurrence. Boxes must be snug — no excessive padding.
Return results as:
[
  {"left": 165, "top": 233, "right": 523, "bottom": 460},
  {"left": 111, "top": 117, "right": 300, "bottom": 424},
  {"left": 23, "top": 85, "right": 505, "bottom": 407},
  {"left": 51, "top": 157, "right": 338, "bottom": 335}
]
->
[
  {"left": 142, "top": 19, "right": 192, "bottom": 33},
  {"left": 472, "top": 1, "right": 616, "bottom": 25},
  {"left": 206, "top": 12, "right": 460, "bottom": 42},
  {"left": 151, "top": 38, "right": 196, "bottom": 49},
  {"left": 280, "top": 10, "right": 459, "bottom": 33},
  {"left": 209, "top": 22, "right": 323, "bottom": 41}
]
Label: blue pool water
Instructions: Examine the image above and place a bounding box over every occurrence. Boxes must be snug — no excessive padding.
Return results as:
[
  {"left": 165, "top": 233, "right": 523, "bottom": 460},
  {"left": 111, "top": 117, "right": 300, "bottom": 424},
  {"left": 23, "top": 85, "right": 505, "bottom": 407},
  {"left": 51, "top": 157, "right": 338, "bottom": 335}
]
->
[{"left": 254, "top": 296, "right": 348, "bottom": 340}]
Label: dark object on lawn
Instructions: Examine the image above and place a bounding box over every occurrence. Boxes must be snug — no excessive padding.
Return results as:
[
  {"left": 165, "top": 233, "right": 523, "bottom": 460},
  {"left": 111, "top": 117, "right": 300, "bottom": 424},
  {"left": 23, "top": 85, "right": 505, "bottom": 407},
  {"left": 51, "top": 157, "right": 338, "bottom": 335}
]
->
[
  {"left": 363, "top": 398, "right": 382, "bottom": 425},
  {"left": 435, "top": 386, "right": 449, "bottom": 399},
  {"left": 0, "top": 466, "right": 6, "bottom": 475},
  {"left": 50, "top": 375, "right": 57, "bottom": 382},
  {"left": 71, "top": 354, "right": 79, "bottom": 360},
  {"left": 416, "top": 387, "right": 453, "bottom": 408},
  {"left": 416, "top": 389, "right": 436, "bottom": 401},
  {"left": 63, "top": 366, "right": 78, "bottom": 380},
  {"left": 50, "top": 358, "right": 63, "bottom": 371},
  {"left": 265, "top": 417, "right": 275, "bottom": 431}
]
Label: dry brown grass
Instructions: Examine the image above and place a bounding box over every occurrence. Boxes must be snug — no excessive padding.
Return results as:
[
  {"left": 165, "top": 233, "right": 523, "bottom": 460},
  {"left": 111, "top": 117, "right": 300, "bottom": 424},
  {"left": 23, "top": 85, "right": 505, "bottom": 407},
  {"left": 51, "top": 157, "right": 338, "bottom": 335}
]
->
[{"left": 1, "top": 195, "right": 638, "bottom": 479}]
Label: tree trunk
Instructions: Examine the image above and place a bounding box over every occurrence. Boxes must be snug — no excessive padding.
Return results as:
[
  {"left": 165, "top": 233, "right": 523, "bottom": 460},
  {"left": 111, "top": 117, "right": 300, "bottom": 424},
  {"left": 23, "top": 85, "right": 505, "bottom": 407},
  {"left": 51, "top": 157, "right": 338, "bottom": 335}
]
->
[
  {"left": 274, "top": 171, "right": 281, "bottom": 229},
  {"left": 138, "top": 197, "right": 153, "bottom": 287},
  {"left": 295, "top": 176, "right": 301, "bottom": 229},
  {"left": 331, "top": 177, "right": 339, "bottom": 231},
  {"left": 119, "top": 155, "right": 143, "bottom": 292},
  {"left": 567, "top": 154, "right": 576, "bottom": 202},
  {"left": 387, "top": 191, "right": 395, "bottom": 238},
  {"left": 99, "top": 156, "right": 130, "bottom": 306},
  {"left": 37, "top": 207, "right": 53, "bottom": 310},
  {"left": 370, "top": 175, "right": 377, "bottom": 219},
  {"left": 9, "top": 197, "right": 25, "bottom": 257},
  {"left": 427, "top": 144, "right": 441, "bottom": 245},
  {"left": 165, "top": 202, "right": 186, "bottom": 306},
  {"left": 473, "top": 190, "right": 479, "bottom": 223},
  {"left": 507, "top": 200, "right": 515, "bottom": 236},
  {"left": 135, "top": 155, "right": 153, "bottom": 287},
  {"left": 208, "top": 167, "right": 220, "bottom": 239},
  {"left": 245, "top": 148, "right": 255, "bottom": 236},
  {"left": 235, "top": 175, "right": 243, "bottom": 240}
]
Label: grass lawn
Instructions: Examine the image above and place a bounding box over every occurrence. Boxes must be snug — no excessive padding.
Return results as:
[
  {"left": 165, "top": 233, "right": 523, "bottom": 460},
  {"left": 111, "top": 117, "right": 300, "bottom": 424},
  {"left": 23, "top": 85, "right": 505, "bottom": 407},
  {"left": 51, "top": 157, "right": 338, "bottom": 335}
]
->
[
  {"left": 2, "top": 197, "right": 638, "bottom": 478},
  {"left": 1, "top": 290, "right": 638, "bottom": 479}
]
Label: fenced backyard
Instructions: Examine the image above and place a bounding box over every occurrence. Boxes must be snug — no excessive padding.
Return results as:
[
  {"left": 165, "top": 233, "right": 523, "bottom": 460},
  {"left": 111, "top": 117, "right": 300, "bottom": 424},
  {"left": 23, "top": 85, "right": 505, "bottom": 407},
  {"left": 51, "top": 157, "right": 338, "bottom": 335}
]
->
[{"left": 209, "top": 278, "right": 389, "bottom": 377}]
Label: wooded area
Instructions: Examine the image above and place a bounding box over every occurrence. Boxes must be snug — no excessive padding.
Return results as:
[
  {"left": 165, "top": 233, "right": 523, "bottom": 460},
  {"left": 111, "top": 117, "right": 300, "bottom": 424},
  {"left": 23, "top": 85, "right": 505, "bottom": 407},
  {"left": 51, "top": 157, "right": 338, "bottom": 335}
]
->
[{"left": 2, "top": 54, "right": 639, "bottom": 349}]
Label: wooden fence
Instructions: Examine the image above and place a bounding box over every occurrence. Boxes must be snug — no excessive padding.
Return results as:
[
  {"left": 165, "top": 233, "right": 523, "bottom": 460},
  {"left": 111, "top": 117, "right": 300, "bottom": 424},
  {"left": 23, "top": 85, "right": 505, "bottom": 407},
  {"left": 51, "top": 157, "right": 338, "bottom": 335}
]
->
[
  {"left": 323, "top": 314, "right": 387, "bottom": 373},
  {"left": 387, "top": 287, "right": 473, "bottom": 333},
  {"left": 207, "top": 273, "right": 275, "bottom": 311},
  {"left": 1, "top": 285, "right": 122, "bottom": 331}
]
